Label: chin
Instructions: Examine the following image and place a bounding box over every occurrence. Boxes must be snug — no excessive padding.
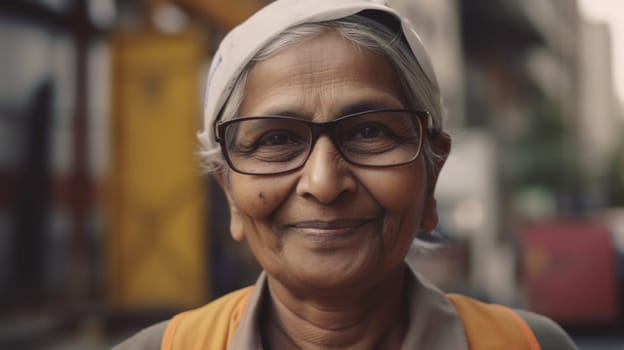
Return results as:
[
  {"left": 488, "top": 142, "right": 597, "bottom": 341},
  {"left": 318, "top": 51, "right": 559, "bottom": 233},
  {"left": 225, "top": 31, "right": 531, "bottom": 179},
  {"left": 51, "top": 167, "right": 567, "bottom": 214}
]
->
[{"left": 287, "top": 257, "right": 389, "bottom": 292}]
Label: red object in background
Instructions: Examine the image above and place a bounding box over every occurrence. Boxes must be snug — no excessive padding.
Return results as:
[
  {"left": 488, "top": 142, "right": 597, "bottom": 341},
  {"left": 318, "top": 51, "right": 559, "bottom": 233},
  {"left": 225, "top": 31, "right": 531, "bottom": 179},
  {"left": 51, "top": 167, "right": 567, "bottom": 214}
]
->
[{"left": 521, "top": 219, "right": 619, "bottom": 325}]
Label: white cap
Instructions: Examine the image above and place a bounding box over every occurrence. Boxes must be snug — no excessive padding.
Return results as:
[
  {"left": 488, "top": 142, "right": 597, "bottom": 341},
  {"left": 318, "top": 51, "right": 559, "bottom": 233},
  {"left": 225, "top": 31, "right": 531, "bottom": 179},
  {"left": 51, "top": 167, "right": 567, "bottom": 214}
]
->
[{"left": 200, "top": 0, "right": 439, "bottom": 140}]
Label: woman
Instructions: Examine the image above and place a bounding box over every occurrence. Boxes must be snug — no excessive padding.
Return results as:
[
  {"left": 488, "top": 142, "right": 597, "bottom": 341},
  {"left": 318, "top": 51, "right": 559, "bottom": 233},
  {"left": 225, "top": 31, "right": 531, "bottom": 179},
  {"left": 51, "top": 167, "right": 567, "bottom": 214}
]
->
[{"left": 116, "top": 0, "right": 578, "bottom": 348}]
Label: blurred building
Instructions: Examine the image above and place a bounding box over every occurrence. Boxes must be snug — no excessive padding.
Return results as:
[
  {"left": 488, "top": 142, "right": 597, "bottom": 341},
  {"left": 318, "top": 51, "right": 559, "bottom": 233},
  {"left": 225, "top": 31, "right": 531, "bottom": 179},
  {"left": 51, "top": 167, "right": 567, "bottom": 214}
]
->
[
  {"left": 578, "top": 19, "right": 622, "bottom": 207},
  {"left": 1, "top": 1, "right": 109, "bottom": 347},
  {"left": 399, "top": 0, "right": 597, "bottom": 306},
  {"left": 389, "top": 0, "right": 466, "bottom": 130},
  {"left": 0, "top": 0, "right": 267, "bottom": 348},
  {"left": 460, "top": 0, "right": 583, "bottom": 304},
  {"left": 1, "top": 0, "right": 100, "bottom": 313}
]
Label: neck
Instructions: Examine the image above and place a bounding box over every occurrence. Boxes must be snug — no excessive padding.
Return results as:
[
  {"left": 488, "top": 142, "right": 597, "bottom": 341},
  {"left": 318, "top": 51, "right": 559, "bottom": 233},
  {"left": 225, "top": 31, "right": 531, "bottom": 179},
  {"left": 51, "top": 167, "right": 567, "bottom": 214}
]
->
[{"left": 262, "top": 267, "right": 409, "bottom": 350}]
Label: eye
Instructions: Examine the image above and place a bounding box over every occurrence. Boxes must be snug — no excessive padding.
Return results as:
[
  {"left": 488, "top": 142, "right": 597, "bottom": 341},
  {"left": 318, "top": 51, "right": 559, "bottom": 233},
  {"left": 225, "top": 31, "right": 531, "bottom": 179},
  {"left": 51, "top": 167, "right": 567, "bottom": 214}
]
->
[
  {"left": 258, "top": 131, "right": 298, "bottom": 146},
  {"left": 351, "top": 123, "right": 389, "bottom": 140},
  {"left": 360, "top": 125, "right": 381, "bottom": 138}
]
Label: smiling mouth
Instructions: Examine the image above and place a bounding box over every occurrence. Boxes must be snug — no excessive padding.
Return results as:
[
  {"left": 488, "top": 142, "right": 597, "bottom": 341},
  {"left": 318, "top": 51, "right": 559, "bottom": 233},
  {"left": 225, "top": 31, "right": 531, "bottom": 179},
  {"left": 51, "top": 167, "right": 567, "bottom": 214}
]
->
[{"left": 287, "top": 220, "right": 374, "bottom": 243}]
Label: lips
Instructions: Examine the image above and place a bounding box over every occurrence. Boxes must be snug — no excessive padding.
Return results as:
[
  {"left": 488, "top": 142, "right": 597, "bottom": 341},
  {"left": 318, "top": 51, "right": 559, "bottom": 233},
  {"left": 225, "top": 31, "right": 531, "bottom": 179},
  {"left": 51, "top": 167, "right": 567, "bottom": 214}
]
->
[
  {"left": 291, "top": 219, "right": 369, "bottom": 229},
  {"left": 285, "top": 219, "right": 376, "bottom": 243}
]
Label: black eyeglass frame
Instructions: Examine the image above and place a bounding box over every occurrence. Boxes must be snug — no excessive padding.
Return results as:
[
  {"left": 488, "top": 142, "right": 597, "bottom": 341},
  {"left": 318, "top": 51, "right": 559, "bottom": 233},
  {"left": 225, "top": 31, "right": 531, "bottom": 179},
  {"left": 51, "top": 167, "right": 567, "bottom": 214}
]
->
[{"left": 214, "top": 108, "right": 433, "bottom": 175}]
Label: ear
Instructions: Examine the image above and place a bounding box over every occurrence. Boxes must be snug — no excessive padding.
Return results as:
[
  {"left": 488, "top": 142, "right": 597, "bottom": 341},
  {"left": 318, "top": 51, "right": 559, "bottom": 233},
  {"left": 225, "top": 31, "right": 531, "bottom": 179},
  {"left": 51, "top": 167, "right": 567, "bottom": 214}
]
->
[
  {"left": 214, "top": 169, "right": 247, "bottom": 242},
  {"left": 421, "top": 130, "right": 451, "bottom": 231}
]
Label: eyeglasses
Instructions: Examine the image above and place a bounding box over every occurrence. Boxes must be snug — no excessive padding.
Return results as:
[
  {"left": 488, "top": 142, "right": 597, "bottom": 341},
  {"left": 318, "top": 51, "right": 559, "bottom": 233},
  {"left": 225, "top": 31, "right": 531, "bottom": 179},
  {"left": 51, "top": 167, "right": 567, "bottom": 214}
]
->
[{"left": 214, "top": 109, "right": 431, "bottom": 175}]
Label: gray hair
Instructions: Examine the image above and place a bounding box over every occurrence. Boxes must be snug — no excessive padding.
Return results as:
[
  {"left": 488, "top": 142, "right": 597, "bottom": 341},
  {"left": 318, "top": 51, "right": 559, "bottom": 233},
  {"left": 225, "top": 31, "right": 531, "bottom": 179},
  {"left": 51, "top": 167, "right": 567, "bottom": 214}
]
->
[{"left": 198, "top": 14, "right": 444, "bottom": 178}]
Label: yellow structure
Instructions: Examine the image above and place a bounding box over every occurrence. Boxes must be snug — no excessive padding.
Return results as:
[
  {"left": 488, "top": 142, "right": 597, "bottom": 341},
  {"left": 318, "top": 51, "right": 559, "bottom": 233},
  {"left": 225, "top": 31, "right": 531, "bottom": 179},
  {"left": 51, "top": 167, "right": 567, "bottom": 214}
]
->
[
  {"left": 172, "top": 0, "right": 270, "bottom": 29},
  {"left": 107, "top": 27, "right": 208, "bottom": 310}
]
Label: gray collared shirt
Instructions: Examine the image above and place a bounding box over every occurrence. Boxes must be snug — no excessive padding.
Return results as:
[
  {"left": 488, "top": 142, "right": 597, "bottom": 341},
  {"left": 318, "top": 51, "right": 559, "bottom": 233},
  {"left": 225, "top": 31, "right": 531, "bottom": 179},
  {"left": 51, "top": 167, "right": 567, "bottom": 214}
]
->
[{"left": 228, "top": 265, "right": 469, "bottom": 349}]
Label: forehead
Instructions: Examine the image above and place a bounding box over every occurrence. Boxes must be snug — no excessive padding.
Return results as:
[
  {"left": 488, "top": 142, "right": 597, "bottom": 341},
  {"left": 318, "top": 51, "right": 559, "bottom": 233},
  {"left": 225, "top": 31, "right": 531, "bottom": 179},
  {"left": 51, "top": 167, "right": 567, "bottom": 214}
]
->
[{"left": 239, "top": 31, "right": 406, "bottom": 119}]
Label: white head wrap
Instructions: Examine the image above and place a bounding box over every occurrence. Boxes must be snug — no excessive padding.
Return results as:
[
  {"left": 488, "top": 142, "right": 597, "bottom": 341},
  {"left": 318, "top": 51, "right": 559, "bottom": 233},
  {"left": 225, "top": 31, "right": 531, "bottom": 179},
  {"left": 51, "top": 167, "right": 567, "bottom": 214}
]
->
[{"left": 200, "top": 0, "right": 439, "bottom": 142}]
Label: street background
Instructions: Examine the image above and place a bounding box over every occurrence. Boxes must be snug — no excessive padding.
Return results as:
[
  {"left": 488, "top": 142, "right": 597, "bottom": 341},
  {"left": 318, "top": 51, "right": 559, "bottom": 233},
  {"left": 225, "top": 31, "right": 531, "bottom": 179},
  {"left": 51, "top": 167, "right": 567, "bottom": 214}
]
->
[{"left": 1, "top": 0, "right": 623, "bottom": 348}]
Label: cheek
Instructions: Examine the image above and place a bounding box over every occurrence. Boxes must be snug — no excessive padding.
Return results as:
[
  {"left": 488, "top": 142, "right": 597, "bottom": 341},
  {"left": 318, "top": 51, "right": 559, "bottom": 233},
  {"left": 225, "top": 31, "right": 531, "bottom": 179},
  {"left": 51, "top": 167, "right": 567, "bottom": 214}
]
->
[
  {"left": 229, "top": 174, "right": 297, "bottom": 218},
  {"left": 358, "top": 163, "right": 428, "bottom": 250},
  {"left": 359, "top": 163, "right": 428, "bottom": 213}
]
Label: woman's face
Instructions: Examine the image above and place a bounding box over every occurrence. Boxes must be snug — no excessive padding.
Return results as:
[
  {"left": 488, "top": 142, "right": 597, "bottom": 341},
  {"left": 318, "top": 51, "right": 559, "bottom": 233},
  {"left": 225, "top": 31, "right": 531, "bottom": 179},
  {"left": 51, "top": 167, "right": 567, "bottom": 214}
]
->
[{"left": 218, "top": 31, "right": 441, "bottom": 292}]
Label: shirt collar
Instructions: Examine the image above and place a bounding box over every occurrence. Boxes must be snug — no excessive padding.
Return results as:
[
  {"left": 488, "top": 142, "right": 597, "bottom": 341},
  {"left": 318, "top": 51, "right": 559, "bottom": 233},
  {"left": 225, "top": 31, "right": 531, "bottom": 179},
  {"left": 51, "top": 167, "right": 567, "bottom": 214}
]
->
[{"left": 228, "top": 262, "right": 468, "bottom": 349}]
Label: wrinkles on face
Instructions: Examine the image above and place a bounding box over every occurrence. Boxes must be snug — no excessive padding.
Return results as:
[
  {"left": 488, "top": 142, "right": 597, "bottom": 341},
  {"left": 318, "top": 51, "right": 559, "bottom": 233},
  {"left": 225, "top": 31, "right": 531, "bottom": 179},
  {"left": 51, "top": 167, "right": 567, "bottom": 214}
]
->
[
  {"left": 240, "top": 36, "right": 405, "bottom": 121},
  {"left": 225, "top": 31, "right": 434, "bottom": 292}
]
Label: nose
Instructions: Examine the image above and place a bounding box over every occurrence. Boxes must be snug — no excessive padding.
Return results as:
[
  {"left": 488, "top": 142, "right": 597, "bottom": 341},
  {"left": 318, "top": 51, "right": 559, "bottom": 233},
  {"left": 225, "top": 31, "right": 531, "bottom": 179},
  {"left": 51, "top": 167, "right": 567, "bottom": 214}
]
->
[{"left": 295, "top": 136, "right": 357, "bottom": 203}]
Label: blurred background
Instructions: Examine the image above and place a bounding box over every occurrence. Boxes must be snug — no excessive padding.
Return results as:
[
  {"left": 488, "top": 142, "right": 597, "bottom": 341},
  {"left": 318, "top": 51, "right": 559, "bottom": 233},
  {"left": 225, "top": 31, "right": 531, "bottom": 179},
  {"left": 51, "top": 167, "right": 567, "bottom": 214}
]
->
[{"left": 1, "top": 0, "right": 623, "bottom": 348}]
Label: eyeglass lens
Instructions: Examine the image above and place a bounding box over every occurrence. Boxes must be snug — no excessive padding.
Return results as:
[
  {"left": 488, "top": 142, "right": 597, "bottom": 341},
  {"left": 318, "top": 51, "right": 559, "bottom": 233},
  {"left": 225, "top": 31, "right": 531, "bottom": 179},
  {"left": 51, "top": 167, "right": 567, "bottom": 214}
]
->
[{"left": 220, "top": 110, "right": 423, "bottom": 175}]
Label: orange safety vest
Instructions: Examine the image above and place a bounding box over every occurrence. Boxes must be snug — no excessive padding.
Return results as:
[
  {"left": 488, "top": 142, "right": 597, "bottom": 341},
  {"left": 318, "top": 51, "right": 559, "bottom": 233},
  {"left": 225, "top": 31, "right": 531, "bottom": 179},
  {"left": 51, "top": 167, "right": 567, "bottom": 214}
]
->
[{"left": 161, "top": 288, "right": 540, "bottom": 350}]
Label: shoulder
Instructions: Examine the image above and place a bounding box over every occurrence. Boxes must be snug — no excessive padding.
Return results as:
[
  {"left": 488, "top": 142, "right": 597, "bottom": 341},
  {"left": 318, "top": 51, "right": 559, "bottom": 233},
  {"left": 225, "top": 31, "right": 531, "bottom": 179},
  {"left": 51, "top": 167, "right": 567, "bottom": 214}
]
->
[
  {"left": 514, "top": 309, "right": 578, "bottom": 350},
  {"left": 168, "top": 287, "right": 255, "bottom": 349},
  {"left": 111, "top": 287, "right": 255, "bottom": 350},
  {"left": 180, "top": 286, "right": 254, "bottom": 325},
  {"left": 112, "top": 321, "right": 168, "bottom": 350},
  {"left": 448, "top": 294, "right": 578, "bottom": 349}
]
